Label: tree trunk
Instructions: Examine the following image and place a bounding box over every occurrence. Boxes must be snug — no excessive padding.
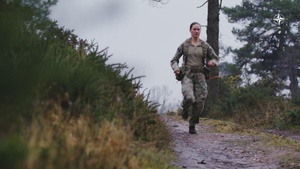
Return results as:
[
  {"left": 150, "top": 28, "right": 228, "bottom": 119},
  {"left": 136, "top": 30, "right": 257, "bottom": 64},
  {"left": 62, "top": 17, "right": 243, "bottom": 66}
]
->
[
  {"left": 205, "top": 0, "right": 220, "bottom": 114},
  {"left": 288, "top": 47, "right": 300, "bottom": 100},
  {"left": 289, "top": 67, "right": 299, "bottom": 99}
]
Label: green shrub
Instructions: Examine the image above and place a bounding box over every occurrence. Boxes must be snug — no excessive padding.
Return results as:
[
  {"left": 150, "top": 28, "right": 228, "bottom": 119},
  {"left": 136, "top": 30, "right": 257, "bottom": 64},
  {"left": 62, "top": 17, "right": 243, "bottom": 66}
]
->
[
  {"left": 0, "top": 1, "right": 174, "bottom": 168},
  {"left": 0, "top": 137, "right": 27, "bottom": 169},
  {"left": 287, "top": 109, "right": 300, "bottom": 125},
  {"left": 292, "top": 96, "right": 300, "bottom": 106},
  {"left": 206, "top": 77, "right": 300, "bottom": 129}
]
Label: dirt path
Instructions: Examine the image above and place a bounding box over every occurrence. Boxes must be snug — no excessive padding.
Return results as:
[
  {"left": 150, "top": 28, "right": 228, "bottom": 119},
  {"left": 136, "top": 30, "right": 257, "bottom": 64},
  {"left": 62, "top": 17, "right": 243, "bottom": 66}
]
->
[{"left": 160, "top": 115, "right": 300, "bottom": 169}]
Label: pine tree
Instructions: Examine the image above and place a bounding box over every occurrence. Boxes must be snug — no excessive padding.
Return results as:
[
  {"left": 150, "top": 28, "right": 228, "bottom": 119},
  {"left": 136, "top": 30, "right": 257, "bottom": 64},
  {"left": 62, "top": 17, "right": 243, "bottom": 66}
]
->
[
  {"left": 206, "top": 0, "right": 220, "bottom": 110},
  {"left": 222, "top": 0, "right": 300, "bottom": 99}
]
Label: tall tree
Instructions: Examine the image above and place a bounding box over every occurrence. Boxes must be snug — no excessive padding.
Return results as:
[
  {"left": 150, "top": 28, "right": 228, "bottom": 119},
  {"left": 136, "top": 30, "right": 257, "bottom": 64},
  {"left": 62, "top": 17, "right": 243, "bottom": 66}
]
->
[
  {"left": 206, "top": 0, "right": 220, "bottom": 105},
  {"left": 222, "top": 0, "right": 300, "bottom": 99},
  {"left": 197, "top": 0, "right": 221, "bottom": 114}
]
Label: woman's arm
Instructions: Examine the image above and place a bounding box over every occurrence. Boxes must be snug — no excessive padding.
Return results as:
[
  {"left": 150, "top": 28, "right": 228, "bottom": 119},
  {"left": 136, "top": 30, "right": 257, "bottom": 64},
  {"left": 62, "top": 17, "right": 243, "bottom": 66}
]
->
[
  {"left": 170, "top": 43, "right": 184, "bottom": 72},
  {"left": 207, "top": 44, "right": 219, "bottom": 67}
]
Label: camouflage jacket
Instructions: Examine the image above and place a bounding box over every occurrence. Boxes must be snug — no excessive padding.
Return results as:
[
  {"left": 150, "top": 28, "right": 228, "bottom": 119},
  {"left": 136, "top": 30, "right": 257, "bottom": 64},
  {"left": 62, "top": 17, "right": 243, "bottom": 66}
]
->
[{"left": 170, "top": 38, "right": 219, "bottom": 73}]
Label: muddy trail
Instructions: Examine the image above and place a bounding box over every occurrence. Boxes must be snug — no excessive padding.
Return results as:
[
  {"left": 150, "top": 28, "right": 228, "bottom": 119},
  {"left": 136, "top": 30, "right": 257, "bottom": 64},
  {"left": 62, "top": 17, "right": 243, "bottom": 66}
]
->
[{"left": 160, "top": 115, "right": 300, "bottom": 169}]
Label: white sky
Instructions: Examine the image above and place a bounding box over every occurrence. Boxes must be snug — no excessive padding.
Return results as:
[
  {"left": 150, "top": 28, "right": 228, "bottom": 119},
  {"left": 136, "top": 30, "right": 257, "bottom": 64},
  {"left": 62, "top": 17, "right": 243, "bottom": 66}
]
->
[{"left": 50, "top": 0, "right": 243, "bottom": 108}]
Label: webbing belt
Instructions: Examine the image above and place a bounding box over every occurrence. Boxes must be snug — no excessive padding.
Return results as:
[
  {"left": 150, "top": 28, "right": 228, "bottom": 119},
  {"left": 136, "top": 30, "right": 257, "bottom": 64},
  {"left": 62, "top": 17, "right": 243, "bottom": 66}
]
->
[{"left": 190, "top": 68, "right": 202, "bottom": 73}]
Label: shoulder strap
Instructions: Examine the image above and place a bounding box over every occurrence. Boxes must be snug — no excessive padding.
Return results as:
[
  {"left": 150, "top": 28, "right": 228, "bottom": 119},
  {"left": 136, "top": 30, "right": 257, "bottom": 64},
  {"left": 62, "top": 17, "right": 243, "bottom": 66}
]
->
[
  {"left": 202, "top": 40, "right": 208, "bottom": 58},
  {"left": 183, "top": 39, "right": 209, "bottom": 65},
  {"left": 202, "top": 41, "right": 208, "bottom": 65},
  {"left": 182, "top": 40, "right": 190, "bottom": 65}
]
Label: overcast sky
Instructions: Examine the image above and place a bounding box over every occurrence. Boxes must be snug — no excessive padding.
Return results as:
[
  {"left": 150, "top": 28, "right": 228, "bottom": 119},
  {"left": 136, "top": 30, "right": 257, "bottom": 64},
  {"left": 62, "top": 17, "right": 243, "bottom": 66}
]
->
[{"left": 50, "top": 0, "right": 242, "bottom": 109}]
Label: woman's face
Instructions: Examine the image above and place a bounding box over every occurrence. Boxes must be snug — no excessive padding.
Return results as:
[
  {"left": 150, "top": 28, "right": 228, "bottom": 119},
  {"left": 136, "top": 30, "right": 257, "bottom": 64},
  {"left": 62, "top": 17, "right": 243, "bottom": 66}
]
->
[{"left": 190, "top": 24, "right": 201, "bottom": 38}]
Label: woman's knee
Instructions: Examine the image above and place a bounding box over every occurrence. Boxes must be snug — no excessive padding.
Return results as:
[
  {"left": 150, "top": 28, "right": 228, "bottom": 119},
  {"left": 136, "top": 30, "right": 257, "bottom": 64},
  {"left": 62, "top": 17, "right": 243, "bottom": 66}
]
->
[{"left": 185, "top": 97, "right": 194, "bottom": 105}]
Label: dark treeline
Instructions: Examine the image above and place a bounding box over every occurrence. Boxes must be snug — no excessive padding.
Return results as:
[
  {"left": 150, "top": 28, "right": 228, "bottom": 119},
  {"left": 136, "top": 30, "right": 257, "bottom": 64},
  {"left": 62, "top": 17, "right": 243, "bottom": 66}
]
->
[{"left": 204, "top": 0, "right": 300, "bottom": 128}]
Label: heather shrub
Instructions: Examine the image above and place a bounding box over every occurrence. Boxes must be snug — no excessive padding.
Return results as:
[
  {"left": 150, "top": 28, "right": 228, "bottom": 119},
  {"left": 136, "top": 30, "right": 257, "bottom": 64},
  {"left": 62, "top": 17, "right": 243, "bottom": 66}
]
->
[{"left": 0, "top": 1, "right": 174, "bottom": 168}]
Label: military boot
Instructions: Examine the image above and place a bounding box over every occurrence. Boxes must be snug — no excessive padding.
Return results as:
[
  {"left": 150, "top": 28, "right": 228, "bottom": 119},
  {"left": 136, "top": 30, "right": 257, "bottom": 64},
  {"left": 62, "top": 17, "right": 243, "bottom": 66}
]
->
[{"left": 189, "top": 126, "right": 197, "bottom": 134}]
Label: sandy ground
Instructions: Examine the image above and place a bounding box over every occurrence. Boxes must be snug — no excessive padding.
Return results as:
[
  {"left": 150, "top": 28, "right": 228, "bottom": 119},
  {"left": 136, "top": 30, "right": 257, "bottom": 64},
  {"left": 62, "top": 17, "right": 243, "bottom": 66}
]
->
[{"left": 160, "top": 115, "right": 300, "bottom": 169}]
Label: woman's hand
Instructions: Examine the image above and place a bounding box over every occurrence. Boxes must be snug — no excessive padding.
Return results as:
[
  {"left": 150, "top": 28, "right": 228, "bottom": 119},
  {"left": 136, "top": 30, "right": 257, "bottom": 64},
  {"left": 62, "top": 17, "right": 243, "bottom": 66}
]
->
[{"left": 207, "top": 61, "right": 215, "bottom": 67}]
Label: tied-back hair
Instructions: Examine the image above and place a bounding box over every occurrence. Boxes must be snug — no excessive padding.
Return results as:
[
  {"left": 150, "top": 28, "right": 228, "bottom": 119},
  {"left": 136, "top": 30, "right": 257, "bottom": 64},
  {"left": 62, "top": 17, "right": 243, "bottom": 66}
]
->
[{"left": 190, "top": 22, "right": 201, "bottom": 30}]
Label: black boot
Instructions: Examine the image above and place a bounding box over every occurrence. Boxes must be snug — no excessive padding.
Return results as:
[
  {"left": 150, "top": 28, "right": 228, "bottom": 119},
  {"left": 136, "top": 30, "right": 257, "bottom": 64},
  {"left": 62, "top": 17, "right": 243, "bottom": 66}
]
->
[{"left": 189, "top": 126, "right": 197, "bottom": 134}]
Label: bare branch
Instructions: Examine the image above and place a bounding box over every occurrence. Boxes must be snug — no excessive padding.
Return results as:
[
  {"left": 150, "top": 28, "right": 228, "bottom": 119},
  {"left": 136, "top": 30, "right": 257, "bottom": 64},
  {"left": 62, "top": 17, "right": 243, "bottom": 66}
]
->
[
  {"left": 148, "top": 0, "right": 169, "bottom": 6},
  {"left": 197, "top": 0, "right": 208, "bottom": 8}
]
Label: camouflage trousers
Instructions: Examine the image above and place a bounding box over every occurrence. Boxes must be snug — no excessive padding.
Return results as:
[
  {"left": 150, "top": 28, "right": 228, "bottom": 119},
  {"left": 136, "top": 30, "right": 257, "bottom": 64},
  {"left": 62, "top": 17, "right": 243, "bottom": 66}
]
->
[{"left": 181, "top": 72, "right": 208, "bottom": 127}]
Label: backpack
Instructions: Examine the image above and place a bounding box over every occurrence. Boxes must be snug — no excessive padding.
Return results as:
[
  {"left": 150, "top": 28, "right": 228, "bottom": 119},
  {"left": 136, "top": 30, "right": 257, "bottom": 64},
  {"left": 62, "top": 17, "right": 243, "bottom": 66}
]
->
[{"left": 182, "top": 40, "right": 210, "bottom": 80}]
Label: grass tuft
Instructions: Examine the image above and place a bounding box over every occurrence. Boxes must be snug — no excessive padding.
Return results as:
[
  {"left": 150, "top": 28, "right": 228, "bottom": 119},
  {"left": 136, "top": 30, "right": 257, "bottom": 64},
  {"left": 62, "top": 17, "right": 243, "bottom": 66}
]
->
[{"left": 22, "top": 110, "right": 174, "bottom": 169}]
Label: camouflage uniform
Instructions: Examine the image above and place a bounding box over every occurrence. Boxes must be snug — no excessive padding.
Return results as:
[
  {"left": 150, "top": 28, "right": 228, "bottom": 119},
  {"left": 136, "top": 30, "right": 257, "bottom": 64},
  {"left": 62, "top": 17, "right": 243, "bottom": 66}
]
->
[{"left": 170, "top": 38, "right": 219, "bottom": 127}]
